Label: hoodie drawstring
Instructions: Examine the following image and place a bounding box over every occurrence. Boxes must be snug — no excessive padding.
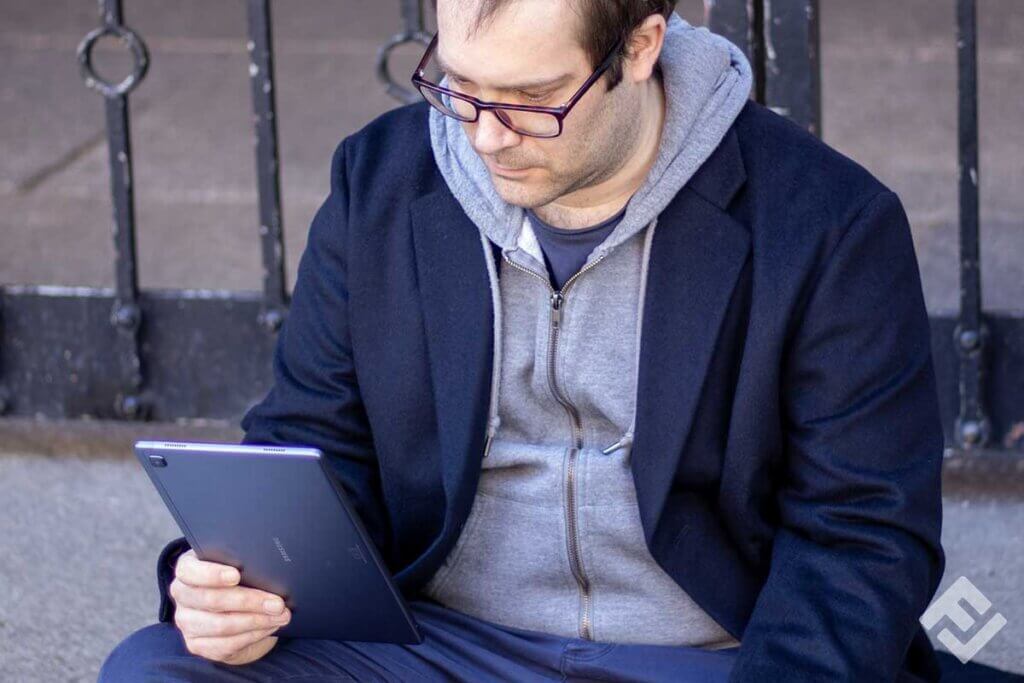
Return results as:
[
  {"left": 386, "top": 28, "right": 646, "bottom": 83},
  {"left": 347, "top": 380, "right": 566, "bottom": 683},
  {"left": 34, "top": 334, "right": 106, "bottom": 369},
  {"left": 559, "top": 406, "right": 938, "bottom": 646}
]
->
[
  {"left": 479, "top": 229, "right": 504, "bottom": 458},
  {"left": 601, "top": 216, "right": 658, "bottom": 456}
]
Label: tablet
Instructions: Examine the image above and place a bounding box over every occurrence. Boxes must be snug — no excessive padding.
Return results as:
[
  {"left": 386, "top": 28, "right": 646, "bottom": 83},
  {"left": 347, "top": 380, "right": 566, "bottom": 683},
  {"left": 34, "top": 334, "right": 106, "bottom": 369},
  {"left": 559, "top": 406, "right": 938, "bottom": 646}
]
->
[{"left": 134, "top": 440, "right": 422, "bottom": 644}]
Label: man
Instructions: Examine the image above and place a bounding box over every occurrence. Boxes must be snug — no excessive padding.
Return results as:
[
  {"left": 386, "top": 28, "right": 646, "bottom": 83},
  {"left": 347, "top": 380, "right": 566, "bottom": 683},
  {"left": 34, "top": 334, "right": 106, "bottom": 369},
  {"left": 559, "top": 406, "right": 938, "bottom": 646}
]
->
[{"left": 100, "top": 1, "right": 946, "bottom": 681}]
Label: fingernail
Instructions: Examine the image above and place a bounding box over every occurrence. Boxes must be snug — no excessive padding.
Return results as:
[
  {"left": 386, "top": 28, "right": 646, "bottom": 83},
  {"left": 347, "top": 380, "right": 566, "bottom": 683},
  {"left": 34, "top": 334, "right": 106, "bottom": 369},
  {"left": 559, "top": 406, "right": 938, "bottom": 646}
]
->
[
  {"left": 221, "top": 569, "right": 238, "bottom": 583},
  {"left": 264, "top": 599, "right": 284, "bottom": 614}
]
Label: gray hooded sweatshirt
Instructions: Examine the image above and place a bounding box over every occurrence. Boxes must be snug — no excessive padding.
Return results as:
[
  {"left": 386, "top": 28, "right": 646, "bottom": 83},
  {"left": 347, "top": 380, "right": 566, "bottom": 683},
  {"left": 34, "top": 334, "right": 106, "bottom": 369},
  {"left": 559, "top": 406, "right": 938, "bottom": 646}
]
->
[{"left": 423, "top": 13, "right": 752, "bottom": 648}]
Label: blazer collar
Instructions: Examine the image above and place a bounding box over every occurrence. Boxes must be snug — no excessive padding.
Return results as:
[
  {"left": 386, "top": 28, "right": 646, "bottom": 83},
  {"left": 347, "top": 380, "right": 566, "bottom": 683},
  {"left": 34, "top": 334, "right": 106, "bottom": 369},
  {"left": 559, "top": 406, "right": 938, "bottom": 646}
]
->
[{"left": 684, "top": 122, "right": 747, "bottom": 211}]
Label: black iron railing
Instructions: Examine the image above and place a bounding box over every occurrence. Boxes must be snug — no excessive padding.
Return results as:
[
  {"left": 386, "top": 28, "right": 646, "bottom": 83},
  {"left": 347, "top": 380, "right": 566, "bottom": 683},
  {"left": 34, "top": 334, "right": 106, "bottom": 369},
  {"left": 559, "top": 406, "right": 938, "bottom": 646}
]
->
[
  {"left": 952, "top": 0, "right": 989, "bottom": 449},
  {"left": 0, "top": 0, "right": 1018, "bottom": 454}
]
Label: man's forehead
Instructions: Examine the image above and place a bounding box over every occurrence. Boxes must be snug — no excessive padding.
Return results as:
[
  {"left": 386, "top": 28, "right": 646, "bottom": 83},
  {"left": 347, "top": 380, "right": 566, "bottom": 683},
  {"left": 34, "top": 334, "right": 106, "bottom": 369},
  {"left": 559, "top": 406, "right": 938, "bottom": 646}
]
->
[
  {"left": 434, "top": 45, "right": 574, "bottom": 90},
  {"left": 434, "top": 2, "right": 584, "bottom": 89},
  {"left": 438, "top": 0, "right": 579, "bottom": 40}
]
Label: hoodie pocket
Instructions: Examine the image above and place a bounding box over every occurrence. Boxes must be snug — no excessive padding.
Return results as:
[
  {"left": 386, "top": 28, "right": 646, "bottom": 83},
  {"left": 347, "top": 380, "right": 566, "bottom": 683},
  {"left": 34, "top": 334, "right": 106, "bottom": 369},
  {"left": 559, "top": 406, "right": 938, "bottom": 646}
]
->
[{"left": 421, "top": 493, "right": 490, "bottom": 600}]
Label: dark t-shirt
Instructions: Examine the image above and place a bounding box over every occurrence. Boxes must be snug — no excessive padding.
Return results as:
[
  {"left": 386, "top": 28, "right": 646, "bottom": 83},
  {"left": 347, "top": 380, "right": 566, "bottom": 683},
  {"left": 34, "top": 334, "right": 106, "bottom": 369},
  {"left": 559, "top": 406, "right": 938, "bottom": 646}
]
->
[{"left": 525, "top": 201, "right": 630, "bottom": 290}]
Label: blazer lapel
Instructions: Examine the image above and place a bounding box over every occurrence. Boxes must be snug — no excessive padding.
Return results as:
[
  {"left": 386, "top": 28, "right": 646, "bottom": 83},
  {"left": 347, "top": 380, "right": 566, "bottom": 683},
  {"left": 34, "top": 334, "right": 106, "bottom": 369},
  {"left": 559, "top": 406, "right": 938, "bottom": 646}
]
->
[
  {"left": 409, "top": 190, "right": 494, "bottom": 518},
  {"left": 631, "top": 128, "right": 751, "bottom": 542}
]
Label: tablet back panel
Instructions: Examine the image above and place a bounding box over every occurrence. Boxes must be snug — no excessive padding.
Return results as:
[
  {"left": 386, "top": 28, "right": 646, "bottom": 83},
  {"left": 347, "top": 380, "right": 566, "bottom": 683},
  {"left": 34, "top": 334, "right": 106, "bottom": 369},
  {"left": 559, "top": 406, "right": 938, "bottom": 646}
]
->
[{"left": 134, "top": 441, "right": 421, "bottom": 644}]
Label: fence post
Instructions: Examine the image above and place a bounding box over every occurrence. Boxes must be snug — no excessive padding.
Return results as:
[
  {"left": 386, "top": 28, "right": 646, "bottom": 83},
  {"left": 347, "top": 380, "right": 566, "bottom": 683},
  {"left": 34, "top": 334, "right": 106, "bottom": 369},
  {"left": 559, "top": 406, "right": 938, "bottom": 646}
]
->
[
  {"left": 953, "top": 0, "right": 990, "bottom": 449},
  {"left": 245, "top": 0, "right": 288, "bottom": 333},
  {"left": 761, "top": 0, "right": 821, "bottom": 136},
  {"left": 76, "top": 0, "right": 150, "bottom": 420}
]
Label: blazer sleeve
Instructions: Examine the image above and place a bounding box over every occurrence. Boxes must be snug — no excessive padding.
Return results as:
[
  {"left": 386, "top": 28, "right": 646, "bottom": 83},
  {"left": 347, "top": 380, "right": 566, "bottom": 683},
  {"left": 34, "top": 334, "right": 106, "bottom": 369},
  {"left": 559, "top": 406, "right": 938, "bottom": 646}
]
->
[
  {"left": 156, "top": 536, "right": 191, "bottom": 623},
  {"left": 154, "top": 138, "right": 391, "bottom": 624},
  {"left": 729, "top": 190, "right": 946, "bottom": 681}
]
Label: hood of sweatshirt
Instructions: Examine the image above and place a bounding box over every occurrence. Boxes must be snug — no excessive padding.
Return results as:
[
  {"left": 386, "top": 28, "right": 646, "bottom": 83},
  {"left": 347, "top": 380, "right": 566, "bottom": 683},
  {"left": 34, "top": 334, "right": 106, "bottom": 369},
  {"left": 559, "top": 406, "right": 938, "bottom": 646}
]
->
[{"left": 428, "top": 11, "right": 753, "bottom": 261}]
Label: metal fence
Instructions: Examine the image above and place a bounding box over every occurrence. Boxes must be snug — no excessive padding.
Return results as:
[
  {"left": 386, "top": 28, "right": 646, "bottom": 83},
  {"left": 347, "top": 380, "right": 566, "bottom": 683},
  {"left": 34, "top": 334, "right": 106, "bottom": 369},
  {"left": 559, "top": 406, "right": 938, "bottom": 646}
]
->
[{"left": 0, "top": 0, "right": 1019, "bottom": 454}]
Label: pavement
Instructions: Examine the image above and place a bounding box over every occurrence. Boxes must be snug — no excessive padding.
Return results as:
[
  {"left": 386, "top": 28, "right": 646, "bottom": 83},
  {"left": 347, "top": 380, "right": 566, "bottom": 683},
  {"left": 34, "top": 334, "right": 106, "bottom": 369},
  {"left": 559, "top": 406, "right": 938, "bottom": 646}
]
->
[{"left": 1, "top": 0, "right": 1022, "bottom": 681}]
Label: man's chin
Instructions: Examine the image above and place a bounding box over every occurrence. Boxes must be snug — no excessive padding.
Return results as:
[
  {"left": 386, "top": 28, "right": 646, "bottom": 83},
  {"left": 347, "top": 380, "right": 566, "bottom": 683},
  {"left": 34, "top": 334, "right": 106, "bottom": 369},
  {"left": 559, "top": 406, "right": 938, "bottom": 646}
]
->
[{"left": 490, "top": 175, "right": 551, "bottom": 209}]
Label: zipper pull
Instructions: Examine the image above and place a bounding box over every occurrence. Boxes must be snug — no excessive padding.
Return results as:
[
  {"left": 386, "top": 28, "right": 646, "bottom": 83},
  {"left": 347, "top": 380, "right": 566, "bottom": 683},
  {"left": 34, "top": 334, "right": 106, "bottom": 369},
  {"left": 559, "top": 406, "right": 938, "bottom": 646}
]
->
[
  {"left": 550, "top": 292, "right": 563, "bottom": 327},
  {"left": 483, "top": 433, "right": 493, "bottom": 458}
]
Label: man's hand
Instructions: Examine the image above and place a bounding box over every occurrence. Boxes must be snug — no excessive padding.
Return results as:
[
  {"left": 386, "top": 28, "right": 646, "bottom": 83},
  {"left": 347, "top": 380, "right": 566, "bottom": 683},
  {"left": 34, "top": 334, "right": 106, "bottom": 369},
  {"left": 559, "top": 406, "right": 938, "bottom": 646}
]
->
[{"left": 169, "top": 549, "right": 292, "bottom": 665}]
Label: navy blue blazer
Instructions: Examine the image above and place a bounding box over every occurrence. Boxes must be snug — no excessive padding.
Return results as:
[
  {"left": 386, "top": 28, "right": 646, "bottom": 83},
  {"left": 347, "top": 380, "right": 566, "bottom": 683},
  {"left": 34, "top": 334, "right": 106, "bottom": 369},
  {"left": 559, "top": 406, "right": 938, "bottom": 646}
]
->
[{"left": 156, "top": 99, "right": 945, "bottom": 681}]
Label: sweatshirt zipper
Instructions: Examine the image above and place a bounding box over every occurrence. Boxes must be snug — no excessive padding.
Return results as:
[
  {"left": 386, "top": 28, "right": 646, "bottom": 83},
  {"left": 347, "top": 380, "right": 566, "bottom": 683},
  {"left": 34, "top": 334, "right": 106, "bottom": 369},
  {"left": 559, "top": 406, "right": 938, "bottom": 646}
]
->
[{"left": 502, "top": 251, "right": 608, "bottom": 641}]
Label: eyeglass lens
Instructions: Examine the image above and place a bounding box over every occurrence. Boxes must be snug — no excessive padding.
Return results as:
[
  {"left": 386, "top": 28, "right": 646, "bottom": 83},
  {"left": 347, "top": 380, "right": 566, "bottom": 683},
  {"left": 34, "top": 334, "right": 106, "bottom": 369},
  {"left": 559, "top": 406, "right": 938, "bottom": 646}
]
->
[{"left": 419, "top": 85, "right": 561, "bottom": 137}]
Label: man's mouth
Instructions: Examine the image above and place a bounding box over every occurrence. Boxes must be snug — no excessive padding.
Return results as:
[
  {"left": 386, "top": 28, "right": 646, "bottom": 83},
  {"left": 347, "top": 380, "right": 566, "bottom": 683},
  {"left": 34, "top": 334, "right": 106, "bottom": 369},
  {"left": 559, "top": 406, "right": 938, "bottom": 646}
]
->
[{"left": 489, "top": 160, "right": 532, "bottom": 177}]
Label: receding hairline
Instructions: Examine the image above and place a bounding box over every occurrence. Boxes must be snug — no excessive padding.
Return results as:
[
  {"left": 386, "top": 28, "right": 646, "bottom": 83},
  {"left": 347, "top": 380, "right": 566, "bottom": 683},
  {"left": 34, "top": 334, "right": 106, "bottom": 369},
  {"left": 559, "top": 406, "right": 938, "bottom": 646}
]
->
[{"left": 440, "top": 0, "right": 585, "bottom": 42}]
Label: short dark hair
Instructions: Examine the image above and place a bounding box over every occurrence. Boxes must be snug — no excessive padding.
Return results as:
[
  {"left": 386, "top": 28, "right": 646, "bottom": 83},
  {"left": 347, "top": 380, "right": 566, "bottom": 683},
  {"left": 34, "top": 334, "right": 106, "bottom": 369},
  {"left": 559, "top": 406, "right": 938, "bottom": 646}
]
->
[{"left": 437, "top": 0, "right": 677, "bottom": 90}]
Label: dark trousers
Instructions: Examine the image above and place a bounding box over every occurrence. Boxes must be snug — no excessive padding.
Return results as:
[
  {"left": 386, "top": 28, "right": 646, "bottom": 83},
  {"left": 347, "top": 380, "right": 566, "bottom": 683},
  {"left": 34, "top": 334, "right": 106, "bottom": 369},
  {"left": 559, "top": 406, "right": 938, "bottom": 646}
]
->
[{"left": 99, "top": 598, "right": 740, "bottom": 682}]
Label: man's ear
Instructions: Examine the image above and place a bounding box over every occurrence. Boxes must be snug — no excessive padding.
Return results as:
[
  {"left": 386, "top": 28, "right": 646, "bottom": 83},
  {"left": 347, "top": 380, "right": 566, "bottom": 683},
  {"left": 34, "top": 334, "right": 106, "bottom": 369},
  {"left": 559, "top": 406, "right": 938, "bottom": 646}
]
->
[{"left": 624, "top": 14, "right": 668, "bottom": 83}]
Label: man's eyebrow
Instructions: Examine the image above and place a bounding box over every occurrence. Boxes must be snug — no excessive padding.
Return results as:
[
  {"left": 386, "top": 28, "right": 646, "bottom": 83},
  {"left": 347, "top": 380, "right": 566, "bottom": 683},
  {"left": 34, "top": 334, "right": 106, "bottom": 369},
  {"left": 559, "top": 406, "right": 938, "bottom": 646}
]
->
[{"left": 435, "top": 50, "right": 572, "bottom": 90}]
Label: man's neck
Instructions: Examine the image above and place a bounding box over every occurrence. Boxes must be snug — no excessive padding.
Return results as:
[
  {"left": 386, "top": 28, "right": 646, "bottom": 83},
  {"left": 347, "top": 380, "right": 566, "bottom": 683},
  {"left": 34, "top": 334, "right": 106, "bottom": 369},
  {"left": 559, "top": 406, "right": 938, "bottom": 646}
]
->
[{"left": 532, "top": 71, "right": 665, "bottom": 230}]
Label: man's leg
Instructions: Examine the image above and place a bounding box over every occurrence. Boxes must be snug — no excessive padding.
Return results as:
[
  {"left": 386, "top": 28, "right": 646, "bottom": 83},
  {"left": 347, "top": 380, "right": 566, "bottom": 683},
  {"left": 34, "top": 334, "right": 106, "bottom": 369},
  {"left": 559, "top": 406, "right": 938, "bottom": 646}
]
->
[
  {"left": 560, "top": 640, "right": 740, "bottom": 682},
  {"left": 399, "top": 599, "right": 739, "bottom": 682},
  {"left": 99, "top": 598, "right": 739, "bottom": 682},
  {"left": 98, "top": 598, "right": 571, "bottom": 682}
]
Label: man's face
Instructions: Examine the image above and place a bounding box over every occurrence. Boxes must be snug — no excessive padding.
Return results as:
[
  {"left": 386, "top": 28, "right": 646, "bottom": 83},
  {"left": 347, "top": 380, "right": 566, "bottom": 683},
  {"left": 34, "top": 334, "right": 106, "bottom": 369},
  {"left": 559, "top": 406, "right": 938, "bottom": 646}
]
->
[{"left": 435, "top": 0, "right": 645, "bottom": 209}]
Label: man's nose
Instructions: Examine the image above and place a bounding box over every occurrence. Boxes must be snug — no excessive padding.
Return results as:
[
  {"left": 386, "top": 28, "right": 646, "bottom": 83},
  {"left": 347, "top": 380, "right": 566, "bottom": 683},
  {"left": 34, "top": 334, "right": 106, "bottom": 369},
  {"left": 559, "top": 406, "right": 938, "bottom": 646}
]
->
[{"left": 472, "top": 109, "right": 520, "bottom": 155}]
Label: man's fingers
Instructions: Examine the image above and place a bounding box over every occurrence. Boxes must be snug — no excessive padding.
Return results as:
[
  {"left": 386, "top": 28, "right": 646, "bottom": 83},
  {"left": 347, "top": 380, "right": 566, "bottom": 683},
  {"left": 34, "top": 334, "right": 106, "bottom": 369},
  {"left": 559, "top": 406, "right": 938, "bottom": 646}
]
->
[
  {"left": 175, "top": 605, "right": 291, "bottom": 638},
  {"left": 175, "top": 550, "right": 241, "bottom": 588},
  {"left": 172, "top": 552, "right": 287, "bottom": 615},
  {"left": 170, "top": 581, "right": 287, "bottom": 615},
  {"left": 185, "top": 629, "right": 280, "bottom": 664},
  {"left": 221, "top": 634, "right": 280, "bottom": 666}
]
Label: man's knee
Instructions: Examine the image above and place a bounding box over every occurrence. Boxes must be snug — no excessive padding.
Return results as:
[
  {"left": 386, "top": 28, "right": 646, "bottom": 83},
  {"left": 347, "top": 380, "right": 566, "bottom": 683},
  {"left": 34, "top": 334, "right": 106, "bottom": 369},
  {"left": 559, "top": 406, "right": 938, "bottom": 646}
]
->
[{"left": 98, "top": 622, "right": 190, "bottom": 682}]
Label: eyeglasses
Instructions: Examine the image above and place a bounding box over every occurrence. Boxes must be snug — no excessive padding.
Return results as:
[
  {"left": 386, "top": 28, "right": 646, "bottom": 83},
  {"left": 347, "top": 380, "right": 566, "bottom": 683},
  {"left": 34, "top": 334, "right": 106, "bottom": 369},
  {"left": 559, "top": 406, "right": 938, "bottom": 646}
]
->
[{"left": 411, "top": 32, "right": 624, "bottom": 139}]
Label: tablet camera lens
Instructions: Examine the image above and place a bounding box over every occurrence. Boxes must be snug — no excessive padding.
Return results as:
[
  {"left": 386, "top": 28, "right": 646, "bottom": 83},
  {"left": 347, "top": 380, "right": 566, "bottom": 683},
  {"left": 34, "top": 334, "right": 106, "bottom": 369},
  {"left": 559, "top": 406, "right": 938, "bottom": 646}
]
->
[{"left": 148, "top": 454, "right": 168, "bottom": 468}]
